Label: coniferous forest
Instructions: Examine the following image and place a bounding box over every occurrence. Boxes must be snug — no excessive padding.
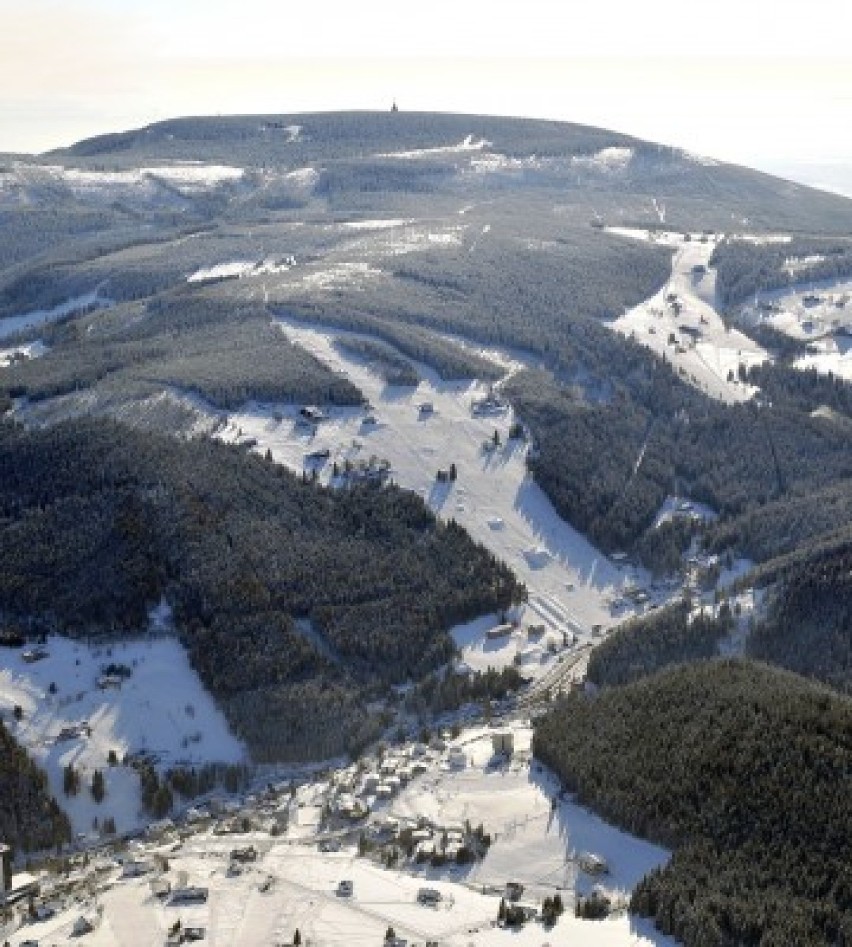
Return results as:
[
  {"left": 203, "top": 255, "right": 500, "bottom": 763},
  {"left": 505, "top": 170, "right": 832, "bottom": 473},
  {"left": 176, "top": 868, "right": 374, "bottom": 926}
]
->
[
  {"left": 0, "top": 418, "right": 524, "bottom": 760},
  {"left": 0, "top": 718, "right": 71, "bottom": 853},
  {"left": 534, "top": 661, "right": 852, "bottom": 947}
]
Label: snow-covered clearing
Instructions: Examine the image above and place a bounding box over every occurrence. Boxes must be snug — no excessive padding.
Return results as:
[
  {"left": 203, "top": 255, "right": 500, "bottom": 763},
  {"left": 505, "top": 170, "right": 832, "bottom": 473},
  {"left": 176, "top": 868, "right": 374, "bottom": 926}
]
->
[
  {"left": 262, "top": 122, "right": 302, "bottom": 141},
  {"left": 217, "top": 318, "right": 645, "bottom": 675},
  {"left": 467, "top": 153, "right": 545, "bottom": 174},
  {"left": 187, "top": 257, "right": 295, "bottom": 283},
  {"left": 3, "top": 163, "right": 243, "bottom": 208},
  {"left": 737, "top": 274, "right": 852, "bottom": 380},
  {"left": 680, "top": 149, "right": 718, "bottom": 167},
  {"left": 0, "top": 289, "right": 110, "bottom": 340},
  {"left": 324, "top": 220, "right": 466, "bottom": 257},
  {"left": 340, "top": 218, "right": 413, "bottom": 231},
  {"left": 297, "top": 260, "right": 386, "bottom": 290},
  {"left": 607, "top": 228, "right": 770, "bottom": 402},
  {"left": 9, "top": 841, "right": 670, "bottom": 947},
  {"left": 4, "top": 723, "right": 674, "bottom": 947},
  {"left": 740, "top": 274, "right": 852, "bottom": 336},
  {"left": 0, "top": 629, "right": 245, "bottom": 837},
  {"left": 572, "top": 147, "right": 634, "bottom": 173},
  {"left": 0, "top": 339, "right": 47, "bottom": 366},
  {"left": 284, "top": 166, "right": 319, "bottom": 186},
  {"left": 378, "top": 134, "right": 490, "bottom": 159},
  {"left": 78, "top": 165, "right": 243, "bottom": 191},
  {"left": 793, "top": 334, "right": 852, "bottom": 381},
  {"left": 390, "top": 727, "right": 670, "bottom": 902},
  {"left": 652, "top": 495, "right": 717, "bottom": 530}
]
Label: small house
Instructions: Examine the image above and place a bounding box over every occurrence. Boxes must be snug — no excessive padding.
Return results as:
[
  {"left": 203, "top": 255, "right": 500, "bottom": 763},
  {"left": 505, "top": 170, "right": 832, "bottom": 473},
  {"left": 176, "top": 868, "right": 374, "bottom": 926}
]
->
[
  {"left": 578, "top": 851, "right": 609, "bottom": 875},
  {"left": 150, "top": 876, "right": 171, "bottom": 898},
  {"left": 230, "top": 845, "right": 257, "bottom": 863},
  {"left": 170, "top": 886, "right": 209, "bottom": 905},
  {"left": 505, "top": 881, "right": 525, "bottom": 901},
  {"left": 73, "top": 915, "right": 97, "bottom": 936},
  {"left": 21, "top": 646, "right": 48, "bottom": 664},
  {"left": 447, "top": 748, "right": 467, "bottom": 770},
  {"left": 485, "top": 623, "right": 514, "bottom": 640},
  {"left": 417, "top": 886, "right": 443, "bottom": 904},
  {"left": 492, "top": 731, "right": 514, "bottom": 756},
  {"left": 121, "top": 859, "right": 152, "bottom": 878},
  {"left": 300, "top": 406, "right": 326, "bottom": 423},
  {"left": 97, "top": 674, "right": 124, "bottom": 690}
]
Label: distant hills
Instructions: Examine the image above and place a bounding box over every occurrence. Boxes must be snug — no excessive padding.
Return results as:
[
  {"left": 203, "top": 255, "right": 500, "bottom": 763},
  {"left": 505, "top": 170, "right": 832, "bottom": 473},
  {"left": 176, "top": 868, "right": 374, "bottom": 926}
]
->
[{"left": 3, "top": 112, "right": 852, "bottom": 897}]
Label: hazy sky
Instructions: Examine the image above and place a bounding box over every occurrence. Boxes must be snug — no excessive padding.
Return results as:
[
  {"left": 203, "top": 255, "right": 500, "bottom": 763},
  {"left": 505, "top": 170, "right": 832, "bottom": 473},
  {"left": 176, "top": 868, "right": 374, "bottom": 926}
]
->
[{"left": 3, "top": 0, "right": 851, "bottom": 194}]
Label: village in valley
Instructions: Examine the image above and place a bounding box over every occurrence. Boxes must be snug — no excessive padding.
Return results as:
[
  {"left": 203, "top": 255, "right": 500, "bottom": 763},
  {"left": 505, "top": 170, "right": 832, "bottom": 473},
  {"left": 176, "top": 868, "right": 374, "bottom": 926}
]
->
[
  {"left": 0, "top": 707, "right": 673, "bottom": 947},
  {"left": 0, "top": 191, "right": 777, "bottom": 947},
  {"left": 2, "top": 95, "right": 850, "bottom": 946}
]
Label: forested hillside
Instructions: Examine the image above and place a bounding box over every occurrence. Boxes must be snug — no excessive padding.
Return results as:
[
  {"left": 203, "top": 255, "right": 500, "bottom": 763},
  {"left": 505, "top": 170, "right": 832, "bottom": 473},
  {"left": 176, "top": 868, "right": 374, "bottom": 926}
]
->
[
  {"left": 534, "top": 661, "right": 852, "bottom": 946},
  {"left": 0, "top": 419, "right": 524, "bottom": 759},
  {"left": 0, "top": 718, "right": 71, "bottom": 853},
  {"left": 2, "top": 298, "right": 362, "bottom": 414},
  {"left": 506, "top": 363, "right": 852, "bottom": 556},
  {"left": 747, "top": 542, "right": 852, "bottom": 695},
  {"left": 586, "top": 602, "right": 733, "bottom": 688},
  {"left": 711, "top": 235, "right": 852, "bottom": 307},
  {"left": 4, "top": 109, "right": 852, "bottom": 799}
]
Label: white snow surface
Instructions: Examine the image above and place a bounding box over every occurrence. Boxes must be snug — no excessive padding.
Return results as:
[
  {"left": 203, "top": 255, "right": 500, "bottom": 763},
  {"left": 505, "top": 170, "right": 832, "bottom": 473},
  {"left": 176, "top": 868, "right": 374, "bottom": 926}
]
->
[
  {"left": 740, "top": 276, "right": 852, "bottom": 344},
  {"left": 61, "top": 163, "right": 242, "bottom": 195},
  {"left": 0, "top": 290, "right": 110, "bottom": 340},
  {"left": 607, "top": 228, "right": 770, "bottom": 403},
  {"left": 794, "top": 334, "right": 852, "bottom": 381},
  {"left": 0, "top": 340, "right": 48, "bottom": 366},
  {"left": 390, "top": 727, "right": 671, "bottom": 901},
  {"left": 652, "top": 496, "right": 717, "bottom": 529},
  {"left": 284, "top": 166, "right": 320, "bottom": 186},
  {"left": 572, "top": 147, "right": 634, "bottom": 172},
  {"left": 340, "top": 218, "right": 413, "bottom": 230},
  {"left": 3, "top": 162, "right": 243, "bottom": 209},
  {"left": 215, "top": 318, "right": 650, "bottom": 678},
  {"left": 187, "top": 258, "right": 295, "bottom": 283},
  {"left": 0, "top": 633, "right": 245, "bottom": 837},
  {"left": 378, "top": 134, "right": 491, "bottom": 159},
  {"left": 3, "top": 724, "right": 674, "bottom": 946}
]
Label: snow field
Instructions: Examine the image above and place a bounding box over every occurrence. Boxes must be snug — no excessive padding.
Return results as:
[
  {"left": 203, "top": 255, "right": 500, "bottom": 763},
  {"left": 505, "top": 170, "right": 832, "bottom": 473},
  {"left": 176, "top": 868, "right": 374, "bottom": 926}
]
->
[
  {"left": 607, "top": 228, "right": 770, "bottom": 403},
  {"left": 5, "top": 723, "right": 674, "bottom": 946},
  {"left": 0, "top": 340, "right": 48, "bottom": 366},
  {"left": 739, "top": 276, "right": 852, "bottom": 381},
  {"left": 0, "top": 289, "right": 110, "bottom": 341},
  {"left": 187, "top": 257, "right": 296, "bottom": 283},
  {"left": 0, "top": 632, "right": 245, "bottom": 837},
  {"left": 217, "top": 317, "right": 640, "bottom": 675},
  {"left": 794, "top": 336, "right": 852, "bottom": 381},
  {"left": 388, "top": 728, "right": 670, "bottom": 900},
  {"left": 377, "top": 134, "right": 491, "bottom": 159}
]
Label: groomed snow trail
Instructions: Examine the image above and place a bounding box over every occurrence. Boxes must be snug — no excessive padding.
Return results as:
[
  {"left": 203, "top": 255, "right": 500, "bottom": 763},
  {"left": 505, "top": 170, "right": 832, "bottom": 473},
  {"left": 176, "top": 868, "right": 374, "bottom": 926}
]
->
[
  {"left": 218, "top": 318, "right": 639, "bottom": 673},
  {"left": 607, "top": 229, "right": 770, "bottom": 403}
]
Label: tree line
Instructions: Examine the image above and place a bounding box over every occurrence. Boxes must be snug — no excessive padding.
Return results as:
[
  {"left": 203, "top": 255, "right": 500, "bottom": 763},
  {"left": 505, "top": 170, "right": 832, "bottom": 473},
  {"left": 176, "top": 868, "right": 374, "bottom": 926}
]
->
[
  {"left": 0, "top": 417, "right": 525, "bottom": 760},
  {"left": 534, "top": 660, "right": 852, "bottom": 946}
]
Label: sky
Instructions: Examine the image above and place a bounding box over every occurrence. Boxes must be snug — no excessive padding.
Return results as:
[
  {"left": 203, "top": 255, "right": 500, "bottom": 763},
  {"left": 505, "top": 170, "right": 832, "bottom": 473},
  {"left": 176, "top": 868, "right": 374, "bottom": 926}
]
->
[{"left": 2, "top": 0, "right": 852, "bottom": 195}]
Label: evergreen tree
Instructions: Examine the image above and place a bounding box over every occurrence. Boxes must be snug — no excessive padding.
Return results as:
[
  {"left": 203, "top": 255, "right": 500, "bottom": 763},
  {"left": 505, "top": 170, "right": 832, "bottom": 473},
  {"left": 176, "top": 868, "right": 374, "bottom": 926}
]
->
[{"left": 91, "top": 769, "right": 105, "bottom": 804}]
